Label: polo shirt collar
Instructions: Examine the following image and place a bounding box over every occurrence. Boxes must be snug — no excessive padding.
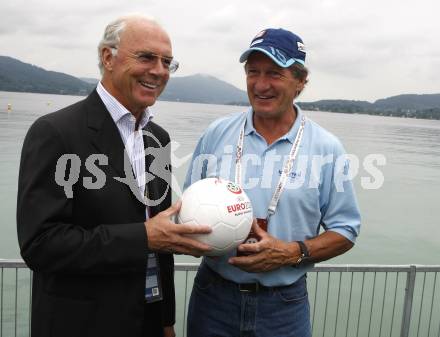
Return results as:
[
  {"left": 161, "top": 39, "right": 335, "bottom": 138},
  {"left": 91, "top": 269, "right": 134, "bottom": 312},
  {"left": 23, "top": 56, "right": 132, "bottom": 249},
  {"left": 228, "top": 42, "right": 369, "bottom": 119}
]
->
[
  {"left": 244, "top": 104, "right": 304, "bottom": 144},
  {"left": 244, "top": 107, "right": 256, "bottom": 136}
]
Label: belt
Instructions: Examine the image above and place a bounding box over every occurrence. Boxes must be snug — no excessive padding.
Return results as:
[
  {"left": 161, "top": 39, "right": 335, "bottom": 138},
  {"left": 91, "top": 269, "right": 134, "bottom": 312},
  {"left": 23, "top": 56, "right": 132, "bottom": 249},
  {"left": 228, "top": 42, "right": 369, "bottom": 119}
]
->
[
  {"left": 237, "top": 282, "right": 267, "bottom": 292},
  {"left": 204, "top": 264, "right": 272, "bottom": 293}
]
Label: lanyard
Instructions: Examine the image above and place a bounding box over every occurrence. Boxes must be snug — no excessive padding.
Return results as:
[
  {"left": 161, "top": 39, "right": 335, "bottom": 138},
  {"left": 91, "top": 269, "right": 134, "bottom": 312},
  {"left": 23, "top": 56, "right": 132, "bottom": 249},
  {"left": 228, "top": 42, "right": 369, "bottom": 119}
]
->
[{"left": 235, "top": 114, "right": 306, "bottom": 217}]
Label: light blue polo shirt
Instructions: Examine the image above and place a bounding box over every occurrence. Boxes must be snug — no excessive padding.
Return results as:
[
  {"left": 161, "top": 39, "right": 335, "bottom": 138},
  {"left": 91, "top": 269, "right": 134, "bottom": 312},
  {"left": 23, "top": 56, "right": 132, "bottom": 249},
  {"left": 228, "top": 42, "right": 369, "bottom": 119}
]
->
[{"left": 184, "top": 106, "right": 361, "bottom": 286}]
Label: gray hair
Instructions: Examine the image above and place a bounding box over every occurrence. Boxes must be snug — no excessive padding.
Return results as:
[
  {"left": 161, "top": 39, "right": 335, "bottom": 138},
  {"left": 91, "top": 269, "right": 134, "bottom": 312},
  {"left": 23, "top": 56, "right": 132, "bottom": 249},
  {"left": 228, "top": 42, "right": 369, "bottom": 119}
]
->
[
  {"left": 289, "top": 63, "right": 309, "bottom": 98},
  {"left": 97, "top": 14, "right": 157, "bottom": 75}
]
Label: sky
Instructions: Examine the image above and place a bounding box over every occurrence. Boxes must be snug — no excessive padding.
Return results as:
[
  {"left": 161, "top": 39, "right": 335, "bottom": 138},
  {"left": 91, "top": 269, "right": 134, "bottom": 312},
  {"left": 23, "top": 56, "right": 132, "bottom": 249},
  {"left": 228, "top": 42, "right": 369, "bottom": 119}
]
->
[{"left": 1, "top": 0, "right": 439, "bottom": 102}]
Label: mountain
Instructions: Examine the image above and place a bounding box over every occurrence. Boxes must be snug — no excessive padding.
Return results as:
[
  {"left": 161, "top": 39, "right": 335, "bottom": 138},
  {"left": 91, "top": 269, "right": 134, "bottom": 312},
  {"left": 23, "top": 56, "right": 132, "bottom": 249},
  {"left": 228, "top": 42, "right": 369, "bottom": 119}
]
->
[
  {"left": 1, "top": 55, "right": 439, "bottom": 119},
  {"left": 0, "top": 56, "right": 94, "bottom": 95},
  {"left": 298, "top": 99, "right": 373, "bottom": 112},
  {"left": 298, "top": 94, "right": 440, "bottom": 120},
  {"left": 160, "top": 73, "right": 248, "bottom": 105},
  {"left": 0, "top": 56, "right": 248, "bottom": 105},
  {"left": 79, "top": 77, "right": 99, "bottom": 85},
  {"left": 374, "top": 94, "right": 440, "bottom": 110}
]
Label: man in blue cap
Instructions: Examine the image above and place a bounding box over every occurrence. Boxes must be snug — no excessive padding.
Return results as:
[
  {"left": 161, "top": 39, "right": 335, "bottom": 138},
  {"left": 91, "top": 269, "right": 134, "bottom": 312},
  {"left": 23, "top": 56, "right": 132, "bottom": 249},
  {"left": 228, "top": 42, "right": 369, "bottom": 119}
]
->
[{"left": 185, "top": 28, "right": 361, "bottom": 337}]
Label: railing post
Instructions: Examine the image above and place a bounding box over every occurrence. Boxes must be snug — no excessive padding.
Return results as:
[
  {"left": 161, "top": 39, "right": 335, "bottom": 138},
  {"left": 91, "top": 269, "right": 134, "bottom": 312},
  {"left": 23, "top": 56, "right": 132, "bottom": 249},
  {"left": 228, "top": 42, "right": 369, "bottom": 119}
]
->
[{"left": 400, "top": 265, "right": 417, "bottom": 337}]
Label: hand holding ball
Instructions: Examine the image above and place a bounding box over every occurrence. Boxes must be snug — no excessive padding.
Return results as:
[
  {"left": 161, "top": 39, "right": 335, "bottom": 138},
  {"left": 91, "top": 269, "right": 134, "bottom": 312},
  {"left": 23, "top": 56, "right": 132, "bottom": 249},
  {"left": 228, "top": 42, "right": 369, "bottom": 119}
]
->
[{"left": 177, "top": 178, "right": 253, "bottom": 256}]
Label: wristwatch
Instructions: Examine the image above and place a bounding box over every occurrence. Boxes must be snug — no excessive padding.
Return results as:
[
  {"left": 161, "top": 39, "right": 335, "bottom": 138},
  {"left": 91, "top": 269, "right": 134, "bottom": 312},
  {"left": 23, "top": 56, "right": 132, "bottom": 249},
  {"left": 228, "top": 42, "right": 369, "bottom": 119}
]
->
[{"left": 294, "top": 241, "right": 311, "bottom": 267}]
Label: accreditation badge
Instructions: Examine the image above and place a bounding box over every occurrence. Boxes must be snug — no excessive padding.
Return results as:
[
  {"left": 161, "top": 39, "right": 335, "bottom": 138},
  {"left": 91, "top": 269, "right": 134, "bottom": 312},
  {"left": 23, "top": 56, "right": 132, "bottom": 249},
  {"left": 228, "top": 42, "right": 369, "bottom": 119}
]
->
[{"left": 145, "top": 253, "right": 163, "bottom": 303}]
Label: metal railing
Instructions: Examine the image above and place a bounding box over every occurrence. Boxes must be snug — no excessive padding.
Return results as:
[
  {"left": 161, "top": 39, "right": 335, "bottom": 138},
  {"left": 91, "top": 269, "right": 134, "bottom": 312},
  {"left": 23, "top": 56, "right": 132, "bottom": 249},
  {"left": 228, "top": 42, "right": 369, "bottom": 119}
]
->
[{"left": 1, "top": 260, "right": 440, "bottom": 337}]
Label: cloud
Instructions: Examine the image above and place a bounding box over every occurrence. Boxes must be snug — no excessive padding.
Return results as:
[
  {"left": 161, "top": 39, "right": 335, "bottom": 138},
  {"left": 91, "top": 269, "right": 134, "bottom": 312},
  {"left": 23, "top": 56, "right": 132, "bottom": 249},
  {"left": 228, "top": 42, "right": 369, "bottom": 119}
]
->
[{"left": 0, "top": 0, "right": 439, "bottom": 101}]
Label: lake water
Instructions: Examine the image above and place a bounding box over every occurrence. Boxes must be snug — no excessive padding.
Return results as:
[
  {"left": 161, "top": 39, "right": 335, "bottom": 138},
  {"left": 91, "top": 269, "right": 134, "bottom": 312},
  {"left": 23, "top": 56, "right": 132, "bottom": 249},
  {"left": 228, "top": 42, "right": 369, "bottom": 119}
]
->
[
  {"left": 1, "top": 91, "right": 440, "bottom": 337},
  {"left": 1, "top": 91, "right": 439, "bottom": 264}
]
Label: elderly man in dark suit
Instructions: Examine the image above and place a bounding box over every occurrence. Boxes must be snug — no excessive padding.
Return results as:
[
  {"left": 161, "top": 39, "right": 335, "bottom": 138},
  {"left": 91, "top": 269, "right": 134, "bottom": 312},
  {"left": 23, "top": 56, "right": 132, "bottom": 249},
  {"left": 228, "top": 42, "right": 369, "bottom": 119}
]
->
[{"left": 17, "top": 14, "right": 211, "bottom": 337}]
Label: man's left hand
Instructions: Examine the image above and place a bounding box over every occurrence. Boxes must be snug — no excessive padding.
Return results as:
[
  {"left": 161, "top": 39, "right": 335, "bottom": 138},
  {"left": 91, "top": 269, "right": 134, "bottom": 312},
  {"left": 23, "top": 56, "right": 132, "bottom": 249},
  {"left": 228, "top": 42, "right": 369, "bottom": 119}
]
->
[{"left": 228, "top": 221, "right": 298, "bottom": 273}]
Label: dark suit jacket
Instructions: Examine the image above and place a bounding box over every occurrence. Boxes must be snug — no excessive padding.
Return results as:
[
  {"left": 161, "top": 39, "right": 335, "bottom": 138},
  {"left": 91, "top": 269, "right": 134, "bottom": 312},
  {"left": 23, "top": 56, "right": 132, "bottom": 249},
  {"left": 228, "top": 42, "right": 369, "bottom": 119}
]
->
[{"left": 16, "top": 90, "right": 175, "bottom": 337}]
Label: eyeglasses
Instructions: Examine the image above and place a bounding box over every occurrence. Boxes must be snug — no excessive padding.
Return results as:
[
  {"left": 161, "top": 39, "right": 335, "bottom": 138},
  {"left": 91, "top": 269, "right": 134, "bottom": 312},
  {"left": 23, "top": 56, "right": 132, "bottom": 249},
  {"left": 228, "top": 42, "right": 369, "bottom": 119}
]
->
[{"left": 111, "top": 47, "right": 179, "bottom": 73}]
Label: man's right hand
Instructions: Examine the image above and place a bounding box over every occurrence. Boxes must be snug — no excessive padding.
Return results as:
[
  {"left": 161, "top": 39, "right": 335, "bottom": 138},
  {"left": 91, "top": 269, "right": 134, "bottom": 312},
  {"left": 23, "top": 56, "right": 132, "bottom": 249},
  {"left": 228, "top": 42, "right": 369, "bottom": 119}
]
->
[{"left": 145, "top": 200, "right": 212, "bottom": 256}]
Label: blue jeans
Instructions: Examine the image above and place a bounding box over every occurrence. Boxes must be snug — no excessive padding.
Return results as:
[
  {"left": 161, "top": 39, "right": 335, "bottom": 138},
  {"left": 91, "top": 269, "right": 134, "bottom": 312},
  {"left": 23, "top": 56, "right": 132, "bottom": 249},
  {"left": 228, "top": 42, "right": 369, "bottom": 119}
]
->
[{"left": 187, "top": 263, "right": 311, "bottom": 337}]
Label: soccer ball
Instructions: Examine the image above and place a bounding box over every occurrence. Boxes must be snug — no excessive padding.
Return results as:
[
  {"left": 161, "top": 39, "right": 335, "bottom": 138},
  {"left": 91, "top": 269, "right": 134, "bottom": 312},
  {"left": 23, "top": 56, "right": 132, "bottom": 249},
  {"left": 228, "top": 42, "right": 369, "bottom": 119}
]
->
[{"left": 177, "top": 178, "right": 253, "bottom": 256}]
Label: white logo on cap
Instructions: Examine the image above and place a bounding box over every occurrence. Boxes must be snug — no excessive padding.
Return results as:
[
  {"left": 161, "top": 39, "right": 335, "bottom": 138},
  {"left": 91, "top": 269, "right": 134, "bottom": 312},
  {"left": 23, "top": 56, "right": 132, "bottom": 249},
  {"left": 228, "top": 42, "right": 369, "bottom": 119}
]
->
[
  {"left": 250, "top": 38, "right": 264, "bottom": 47},
  {"left": 297, "top": 41, "right": 306, "bottom": 53},
  {"left": 254, "top": 30, "right": 266, "bottom": 39}
]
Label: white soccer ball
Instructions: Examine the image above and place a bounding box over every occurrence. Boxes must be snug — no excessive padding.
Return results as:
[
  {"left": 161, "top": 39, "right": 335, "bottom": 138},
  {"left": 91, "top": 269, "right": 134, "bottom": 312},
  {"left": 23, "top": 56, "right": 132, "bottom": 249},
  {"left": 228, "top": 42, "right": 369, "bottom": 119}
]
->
[{"left": 177, "top": 178, "right": 253, "bottom": 256}]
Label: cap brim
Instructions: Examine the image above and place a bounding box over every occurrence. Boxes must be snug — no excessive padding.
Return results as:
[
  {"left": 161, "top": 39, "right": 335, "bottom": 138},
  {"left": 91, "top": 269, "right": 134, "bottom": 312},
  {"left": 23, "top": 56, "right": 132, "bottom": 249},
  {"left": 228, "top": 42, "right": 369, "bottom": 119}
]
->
[{"left": 239, "top": 47, "right": 304, "bottom": 68}]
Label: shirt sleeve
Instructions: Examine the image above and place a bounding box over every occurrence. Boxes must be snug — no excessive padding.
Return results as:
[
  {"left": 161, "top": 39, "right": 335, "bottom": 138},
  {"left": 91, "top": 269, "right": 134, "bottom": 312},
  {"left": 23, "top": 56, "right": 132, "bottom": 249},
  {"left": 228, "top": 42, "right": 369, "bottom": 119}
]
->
[{"left": 319, "top": 140, "right": 361, "bottom": 243}]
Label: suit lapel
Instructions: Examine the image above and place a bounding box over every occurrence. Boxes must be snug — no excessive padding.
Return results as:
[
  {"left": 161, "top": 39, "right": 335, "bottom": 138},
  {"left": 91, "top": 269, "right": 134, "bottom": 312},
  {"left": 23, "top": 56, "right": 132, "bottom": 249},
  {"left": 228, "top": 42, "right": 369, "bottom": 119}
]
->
[
  {"left": 143, "top": 123, "right": 160, "bottom": 205},
  {"left": 143, "top": 122, "right": 171, "bottom": 215},
  {"left": 86, "top": 90, "right": 127, "bottom": 179}
]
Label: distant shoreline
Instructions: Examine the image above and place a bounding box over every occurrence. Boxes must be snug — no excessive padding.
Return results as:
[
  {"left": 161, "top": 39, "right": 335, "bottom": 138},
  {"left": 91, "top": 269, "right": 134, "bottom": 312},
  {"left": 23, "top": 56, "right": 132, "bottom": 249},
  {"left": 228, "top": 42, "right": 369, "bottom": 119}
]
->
[
  {"left": 296, "top": 105, "right": 440, "bottom": 121},
  {"left": 1, "top": 89, "right": 440, "bottom": 121}
]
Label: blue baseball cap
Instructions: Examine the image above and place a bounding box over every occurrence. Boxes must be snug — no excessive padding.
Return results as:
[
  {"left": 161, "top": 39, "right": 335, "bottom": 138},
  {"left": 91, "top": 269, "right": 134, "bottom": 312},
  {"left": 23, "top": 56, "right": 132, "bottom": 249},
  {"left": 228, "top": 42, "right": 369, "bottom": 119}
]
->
[{"left": 239, "top": 28, "right": 306, "bottom": 67}]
